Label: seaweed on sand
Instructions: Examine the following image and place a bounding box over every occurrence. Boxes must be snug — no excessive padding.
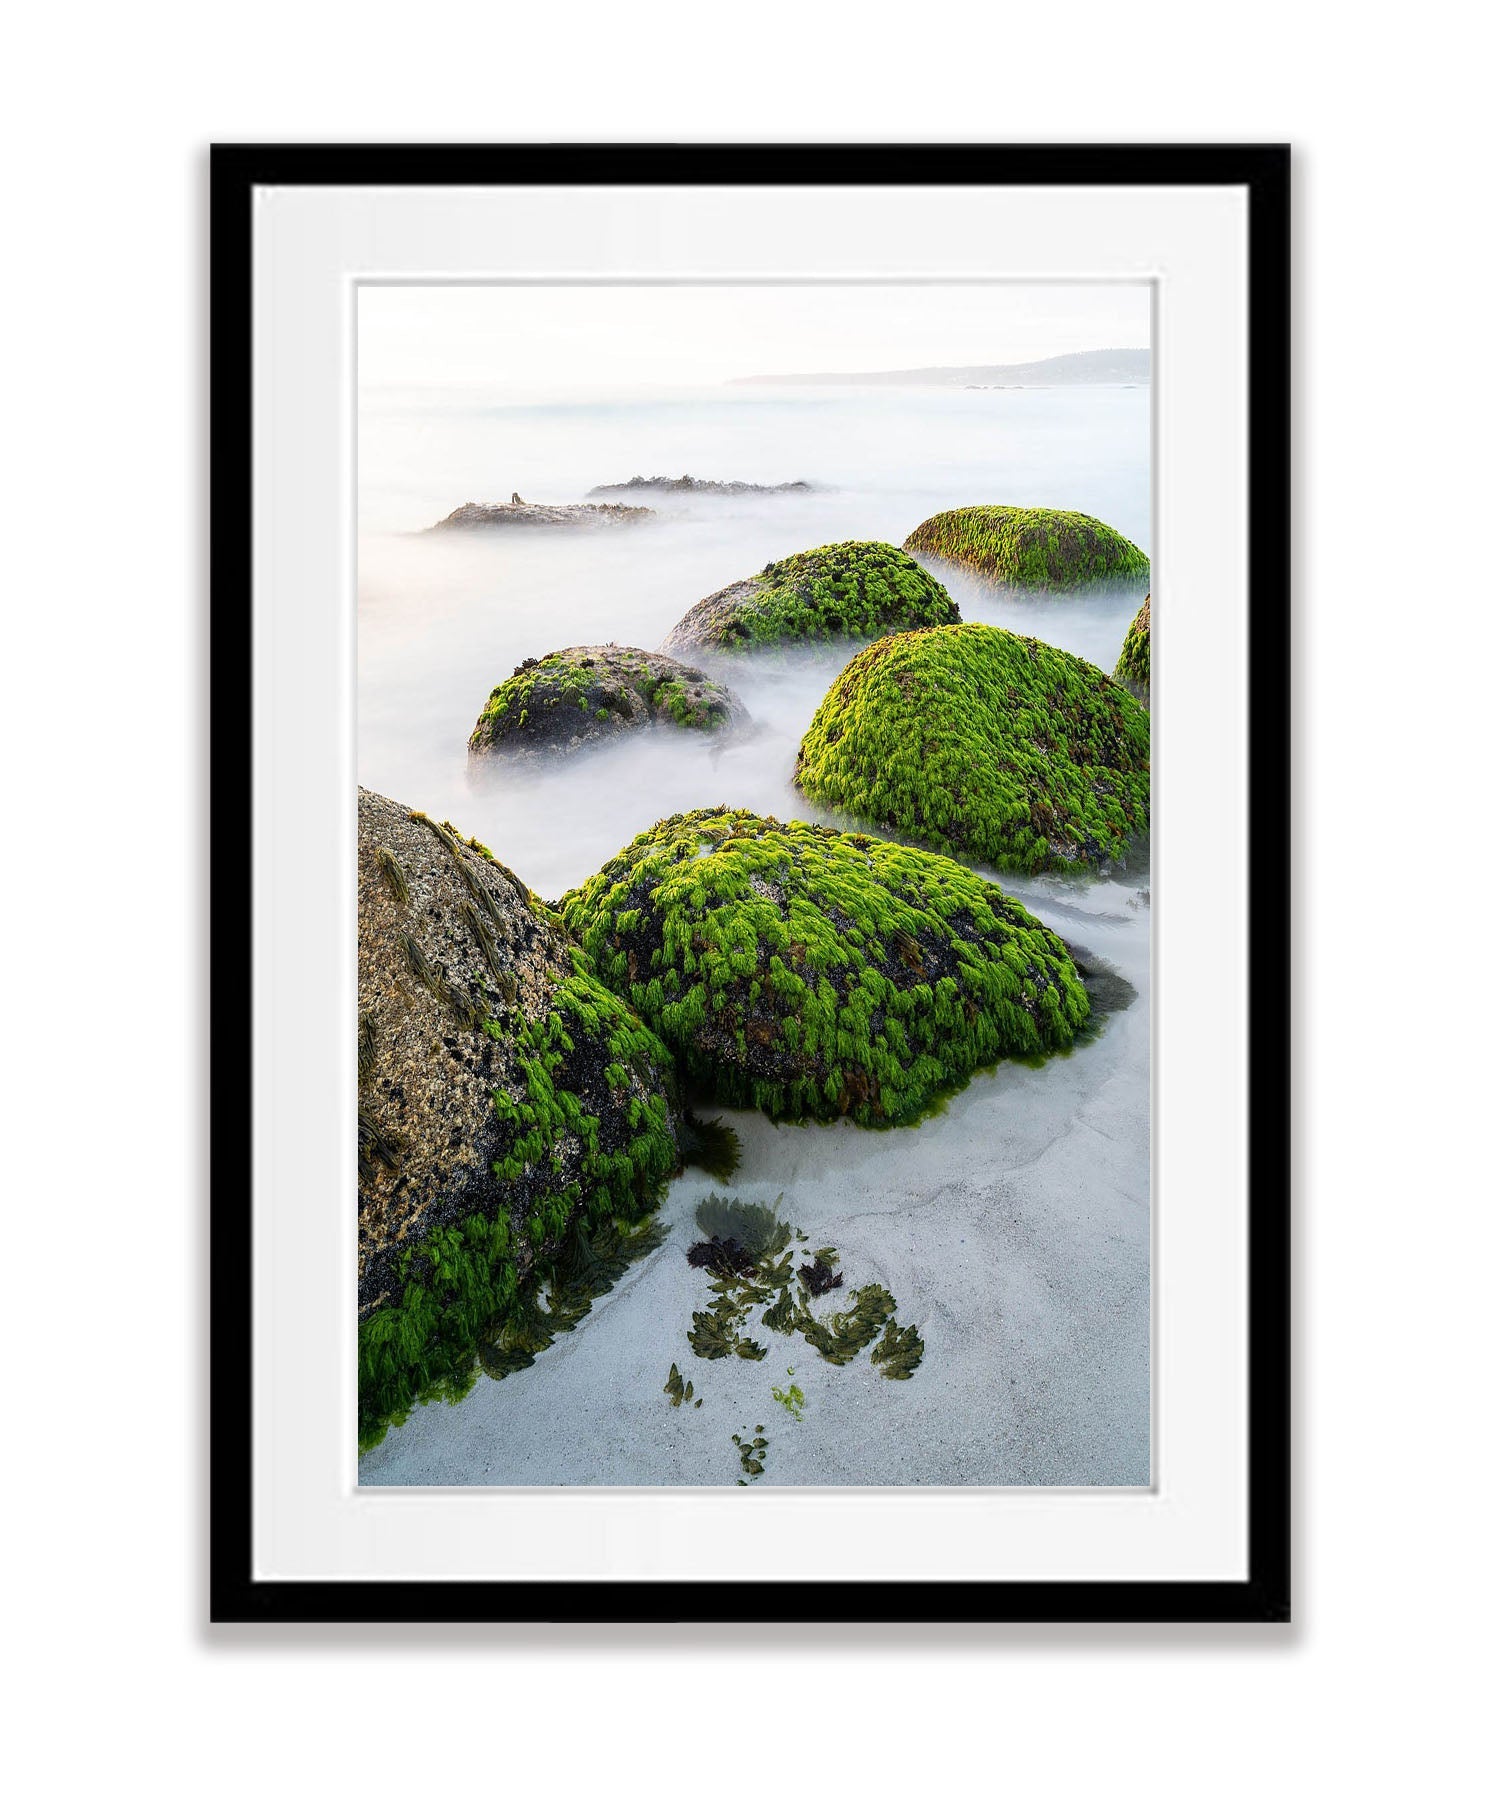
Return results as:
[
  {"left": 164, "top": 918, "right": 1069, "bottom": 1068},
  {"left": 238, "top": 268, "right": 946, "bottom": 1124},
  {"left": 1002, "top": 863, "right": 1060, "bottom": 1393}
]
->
[{"left": 682, "top": 1194, "right": 924, "bottom": 1382}]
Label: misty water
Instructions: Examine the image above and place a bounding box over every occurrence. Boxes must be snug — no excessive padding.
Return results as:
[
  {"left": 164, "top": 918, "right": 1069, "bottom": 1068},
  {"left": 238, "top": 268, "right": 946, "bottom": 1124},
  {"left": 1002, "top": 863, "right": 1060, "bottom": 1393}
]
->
[
  {"left": 360, "top": 383, "right": 1149, "bottom": 902},
  {"left": 358, "top": 381, "right": 1154, "bottom": 1485}
]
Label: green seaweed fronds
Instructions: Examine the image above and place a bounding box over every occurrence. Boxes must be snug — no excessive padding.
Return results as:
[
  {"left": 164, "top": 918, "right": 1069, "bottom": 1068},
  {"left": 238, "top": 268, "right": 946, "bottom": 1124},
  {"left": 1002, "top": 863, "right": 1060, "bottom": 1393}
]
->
[
  {"left": 688, "top": 1278, "right": 768, "bottom": 1362},
  {"left": 796, "top": 1283, "right": 897, "bottom": 1367},
  {"left": 693, "top": 1193, "right": 785, "bottom": 1259},
  {"left": 679, "top": 1111, "right": 742, "bottom": 1181},
  {"left": 733, "top": 1428, "right": 769, "bottom": 1481},
  {"left": 870, "top": 1319, "right": 925, "bottom": 1380},
  {"left": 664, "top": 1362, "right": 697, "bottom": 1408}
]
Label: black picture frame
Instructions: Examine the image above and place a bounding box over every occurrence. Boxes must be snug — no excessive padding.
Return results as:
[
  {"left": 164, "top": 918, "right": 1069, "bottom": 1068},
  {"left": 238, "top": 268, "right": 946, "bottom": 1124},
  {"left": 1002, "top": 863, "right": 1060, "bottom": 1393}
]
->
[{"left": 210, "top": 142, "right": 1290, "bottom": 1626}]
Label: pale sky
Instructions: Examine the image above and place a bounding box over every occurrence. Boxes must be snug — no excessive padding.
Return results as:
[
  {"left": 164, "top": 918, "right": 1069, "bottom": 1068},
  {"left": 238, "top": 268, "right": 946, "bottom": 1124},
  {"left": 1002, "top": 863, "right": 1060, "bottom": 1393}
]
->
[{"left": 359, "top": 282, "right": 1149, "bottom": 394}]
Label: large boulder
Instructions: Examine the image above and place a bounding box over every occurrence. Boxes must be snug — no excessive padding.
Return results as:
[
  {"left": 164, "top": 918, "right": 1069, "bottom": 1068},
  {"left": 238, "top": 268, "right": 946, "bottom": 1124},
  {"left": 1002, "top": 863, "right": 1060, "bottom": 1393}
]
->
[
  {"left": 1114, "top": 594, "right": 1151, "bottom": 705},
  {"left": 660, "top": 540, "right": 958, "bottom": 657},
  {"left": 794, "top": 623, "right": 1150, "bottom": 875},
  {"left": 357, "top": 788, "right": 679, "bottom": 1442},
  {"left": 903, "top": 505, "right": 1149, "bottom": 595},
  {"left": 560, "top": 807, "right": 1089, "bottom": 1127},
  {"left": 468, "top": 645, "right": 747, "bottom": 761}
]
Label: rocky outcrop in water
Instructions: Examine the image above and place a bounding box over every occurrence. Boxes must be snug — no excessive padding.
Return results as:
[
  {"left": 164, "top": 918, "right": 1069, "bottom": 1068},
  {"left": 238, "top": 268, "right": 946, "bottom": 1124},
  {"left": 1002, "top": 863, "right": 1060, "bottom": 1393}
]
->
[
  {"left": 468, "top": 645, "right": 747, "bottom": 760},
  {"left": 357, "top": 788, "right": 680, "bottom": 1440},
  {"left": 903, "top": 506, "right": 1149, "bottom": 596},
  {"left": 429, "top": 498, "right": 653, "bottom": 531},
  {"left": 586, "top": 474, "right": 813, "bottom": 497},
  {"left": 561, "top": 807, "right": 1089, "bottom": 1126},
  {"left": 661, "top": 540, "right": 958, "bottom": 656},
  {"left": 794, "top": 622, "right": 1151, "bottom": 875}
]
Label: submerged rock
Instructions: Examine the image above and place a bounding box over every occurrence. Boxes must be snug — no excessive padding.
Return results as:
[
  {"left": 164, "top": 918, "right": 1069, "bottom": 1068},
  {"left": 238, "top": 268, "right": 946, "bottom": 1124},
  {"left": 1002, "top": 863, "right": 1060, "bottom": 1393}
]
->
[
  {"left": 560, "top": 807, "right": 1089, "bottom": 1127},
  {"left": 903, "top": 505, "right": 1149, "bottom": 595},
  {"left": 1114, "top": 594, "right": 1150, "bottom": 705},
  {"left": 661, "top": 540, "right": 958, "bottom": 656},
  {"left": 468, "top": 645, "right": 747, "bottom": 760},
  {"left": 587, "top": 474, "right": 814, "bottom": 497},
  {"left": 428, "top": 498, "right": 653, "bottom": 531},
  {"left": 357, "top": 788, "right": 679, "bottom": 1442},
  {"left": 794, "top": 623, "right": 1150, "bottom": 875}
]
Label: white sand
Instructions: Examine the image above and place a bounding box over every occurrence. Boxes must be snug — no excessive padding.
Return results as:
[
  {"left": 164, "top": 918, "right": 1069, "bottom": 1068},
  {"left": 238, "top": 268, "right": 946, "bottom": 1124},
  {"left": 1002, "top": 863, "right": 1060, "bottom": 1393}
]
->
[{"left": 359, "top": 870, "right": 1150, "bottom": 1488}]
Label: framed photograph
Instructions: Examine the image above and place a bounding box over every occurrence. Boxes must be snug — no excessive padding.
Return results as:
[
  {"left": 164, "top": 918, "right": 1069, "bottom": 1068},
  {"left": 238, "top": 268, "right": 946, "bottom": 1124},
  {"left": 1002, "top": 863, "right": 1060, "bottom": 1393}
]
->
[{"left": 211, "top": 143, "right": 1289, "bottom": 1623}]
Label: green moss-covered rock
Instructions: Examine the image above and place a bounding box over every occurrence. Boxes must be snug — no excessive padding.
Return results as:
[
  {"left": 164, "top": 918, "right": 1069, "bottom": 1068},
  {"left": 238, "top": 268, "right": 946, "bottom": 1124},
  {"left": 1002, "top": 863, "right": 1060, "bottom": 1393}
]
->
[
  {"left": 357, "top": 788, "right": 680, "bottom": 1446},
  {"left": 1114, "top": 594, "right": 1150, "bottom": 705},
  {"left": 560, "top": 807, "right": 1089, "bottom": 1126},
  {"left": 903, "top": 506, "right": 1149, "bottom": 596},
  {"left": 794, "top": 623, "right": 1150, "bottom": 875},
  {"left": 660, "top": 540, "right": 958, "bottom": 656},
  {"left": 468, "top": 645, "right": 746, "bottom": 760}
]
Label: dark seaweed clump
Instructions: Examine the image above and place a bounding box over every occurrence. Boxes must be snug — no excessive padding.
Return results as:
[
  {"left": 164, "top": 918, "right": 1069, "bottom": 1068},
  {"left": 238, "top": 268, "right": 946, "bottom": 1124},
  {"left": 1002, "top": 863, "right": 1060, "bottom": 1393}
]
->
[
  {"left": 686, "top": 1236, "right": 758, "bottom": 1279},
  {"left": 798, "top": 1256, "right": 844, "bottom": 1296}
]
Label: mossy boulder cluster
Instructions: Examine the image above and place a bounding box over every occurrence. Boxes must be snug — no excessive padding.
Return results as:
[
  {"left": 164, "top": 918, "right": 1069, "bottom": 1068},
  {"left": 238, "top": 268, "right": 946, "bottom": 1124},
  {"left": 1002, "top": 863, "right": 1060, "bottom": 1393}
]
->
[
  {"left": 660, "top": 540, "right": 958, "bottom": 656},
  {"left": 904, "top": 505, "right": 1149, "bottom": 596},
  {"left": 794, "top": 623, "right": 1151, "bottom": 875},
  {"left": 560, "top": 807, "right": 1090, "bottom": 1127},
  {"left": 468, "top": 645, "right": 746, "bottom": 761},
  {"left": 356, "top": 788, "right": 680, "bottom": 1443},
  {"left": 1115, "top": 594, "right": 1150, "bottom": 705}
]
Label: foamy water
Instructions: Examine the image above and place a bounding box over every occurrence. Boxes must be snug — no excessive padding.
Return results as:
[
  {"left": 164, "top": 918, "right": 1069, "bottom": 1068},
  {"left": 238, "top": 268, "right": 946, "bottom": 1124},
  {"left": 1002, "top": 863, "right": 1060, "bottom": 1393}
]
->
[{"left": 357, "top": 381, "right": 1153, "bottom": 1485}]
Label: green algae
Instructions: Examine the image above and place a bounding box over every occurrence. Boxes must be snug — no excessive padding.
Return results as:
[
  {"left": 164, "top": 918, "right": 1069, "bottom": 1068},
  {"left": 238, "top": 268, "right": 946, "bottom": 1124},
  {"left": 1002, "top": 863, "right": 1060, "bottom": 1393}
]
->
[
  {"left": 358, "top": 836, "right": 681, "bottom": 1448},
  {"left": 664, "top": 540, "right": 959, "bottom": 654},
  {"left": 904, "top": 505, "right": 1149, "bottom": 596},
  {"left": 561, "top": 807, "right": 1089, "bottom": 1126},
  {"left": 1115, "top": 594, "right": 1151, "bottom": 704},
  {"left": 771, "top": 1369, "right": 806, "bottom": 1420},
  {"left": 794, "top": 623, "right": 1150, "bottom": 877},
  {"left": 469, "top": 646, "right": 738, "bottom": 757},
  {"left": 733, "top": 1429, "right": 769, "bottom": 1481}
]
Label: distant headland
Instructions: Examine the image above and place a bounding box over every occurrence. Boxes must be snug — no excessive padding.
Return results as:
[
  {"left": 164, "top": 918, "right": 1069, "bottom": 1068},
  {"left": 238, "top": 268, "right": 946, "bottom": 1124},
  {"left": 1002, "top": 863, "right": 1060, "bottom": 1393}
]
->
[{"left": 727, "top": 347, "right": 1150, "bottom": 389}]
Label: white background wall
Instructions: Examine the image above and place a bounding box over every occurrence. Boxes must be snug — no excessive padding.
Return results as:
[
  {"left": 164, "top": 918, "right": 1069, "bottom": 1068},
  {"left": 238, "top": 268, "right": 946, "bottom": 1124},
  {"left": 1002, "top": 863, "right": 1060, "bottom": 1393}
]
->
[{"left": 4, "top": 4, "right": 1492, "bottom": 1794}]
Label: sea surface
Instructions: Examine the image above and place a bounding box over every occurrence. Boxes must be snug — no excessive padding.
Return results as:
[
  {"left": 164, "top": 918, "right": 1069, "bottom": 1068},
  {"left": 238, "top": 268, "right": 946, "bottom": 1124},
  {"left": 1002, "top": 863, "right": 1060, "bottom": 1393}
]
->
[{"left": 357, "top": 381, "right": 1153, "bottom": 1486}]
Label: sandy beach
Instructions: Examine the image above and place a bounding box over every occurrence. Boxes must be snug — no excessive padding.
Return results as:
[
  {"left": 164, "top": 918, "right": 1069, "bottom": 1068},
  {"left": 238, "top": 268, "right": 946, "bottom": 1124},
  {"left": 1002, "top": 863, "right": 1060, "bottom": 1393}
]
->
[{"left": 359, "top": 866, "right": 1150, "bottom": 1487}]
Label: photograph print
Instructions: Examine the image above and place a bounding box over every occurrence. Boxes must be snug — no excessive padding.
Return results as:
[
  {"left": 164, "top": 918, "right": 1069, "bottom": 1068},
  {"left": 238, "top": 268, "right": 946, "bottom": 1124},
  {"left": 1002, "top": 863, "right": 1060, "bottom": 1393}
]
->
[{"left": 355, "top": 280, "right": 1153, "bottom": 1488}]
